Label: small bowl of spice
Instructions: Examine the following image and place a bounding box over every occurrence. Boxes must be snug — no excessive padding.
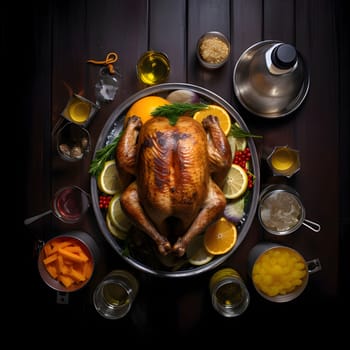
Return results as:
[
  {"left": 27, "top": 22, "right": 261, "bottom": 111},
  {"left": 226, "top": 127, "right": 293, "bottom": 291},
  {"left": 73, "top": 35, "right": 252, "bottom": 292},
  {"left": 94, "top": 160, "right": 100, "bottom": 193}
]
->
[
  {"left": 197, "top": 31, "right": 230, "bottom": 69},
  {"left": 56, "top": 122, "right": 91, "bottom": 162}
]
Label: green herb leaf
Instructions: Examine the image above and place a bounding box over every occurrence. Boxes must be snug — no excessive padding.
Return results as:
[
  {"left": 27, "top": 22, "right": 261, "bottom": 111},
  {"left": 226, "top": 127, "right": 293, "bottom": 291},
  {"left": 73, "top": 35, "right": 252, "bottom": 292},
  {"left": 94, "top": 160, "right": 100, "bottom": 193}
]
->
[
  {"left": 151, "top": 103, "right": 208, "bottom": 125},
  {"left": 89, "top": 132, "right": 123, "bottom": 177},
  {"left": 229, "top": 123, "right": 263, "bottom": 139}
]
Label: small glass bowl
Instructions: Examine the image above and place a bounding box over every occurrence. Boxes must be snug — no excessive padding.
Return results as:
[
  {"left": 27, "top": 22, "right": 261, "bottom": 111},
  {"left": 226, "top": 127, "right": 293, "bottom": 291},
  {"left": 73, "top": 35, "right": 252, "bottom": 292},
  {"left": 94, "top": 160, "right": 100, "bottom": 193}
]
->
[
  {"left": 197, "top": 31, "right": 231, "bottom": 69},
  {"left": 56, "top": 122, "right": 91, "bottom": 162}
]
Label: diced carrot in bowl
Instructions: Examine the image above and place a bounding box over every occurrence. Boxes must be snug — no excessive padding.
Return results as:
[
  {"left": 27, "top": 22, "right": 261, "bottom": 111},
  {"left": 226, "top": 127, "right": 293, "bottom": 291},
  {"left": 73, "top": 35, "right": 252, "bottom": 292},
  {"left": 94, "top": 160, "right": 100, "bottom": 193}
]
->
[{"left": 38, "top": 234, "right": 95, "bottom": 292}]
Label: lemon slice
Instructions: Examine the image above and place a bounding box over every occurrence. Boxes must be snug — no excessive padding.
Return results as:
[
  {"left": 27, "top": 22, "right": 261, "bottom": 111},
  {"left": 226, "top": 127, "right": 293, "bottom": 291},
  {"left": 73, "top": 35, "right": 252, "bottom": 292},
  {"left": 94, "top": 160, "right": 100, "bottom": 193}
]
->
[
  {"left": 222, "top": 164, "right": 248, "bottom": 199},
  {"left": 204, "top": 217, "right": 237, "bottom": 255},
  {"left": 97, "top": 160, "right": 123, "bottom": 196},
  {"left": 193, "top": 104, "right": 231, "bottom": 135},
  {"left": 186, "top": 235, "right": 214, "bottom": 266},
  {"left": 106, "top": 214, "right": 127, "bottom": 240},
  {"left": 107, "top": 194, "right": 132, "bottom": 232}
]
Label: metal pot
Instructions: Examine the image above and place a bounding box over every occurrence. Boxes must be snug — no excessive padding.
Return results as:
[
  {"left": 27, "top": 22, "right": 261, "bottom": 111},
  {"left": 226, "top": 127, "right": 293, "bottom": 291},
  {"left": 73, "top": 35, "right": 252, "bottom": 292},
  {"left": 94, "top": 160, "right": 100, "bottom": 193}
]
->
[
  {"left": 38, "top": 231, "right": 100, "bottom": 302},
  {"left": 248, "top": 242, "right": 322, "bottom": 302},
  {"left": 258, "top": 184, "right": 321, "bottom": 235}
]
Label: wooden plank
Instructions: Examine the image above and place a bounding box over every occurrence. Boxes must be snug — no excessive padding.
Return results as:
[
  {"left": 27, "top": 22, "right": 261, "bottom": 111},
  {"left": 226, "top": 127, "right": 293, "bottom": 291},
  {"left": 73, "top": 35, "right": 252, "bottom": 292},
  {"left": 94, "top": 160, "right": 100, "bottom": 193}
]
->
[
  {"left": 84, "top": 0, "right": 149, "bottom": 160},
  {"left": 246, "top": 0, "right": 298, "bottom": 166},
  {"left": 187, "top": 0, "right": 232, "bottom": 100},
  {"left": 230, "top": 0, "right": 263, "bottom": 133},
  {"left": 231, "top": 0, "right": 263, "bottom": 62},
  {"left": 86, "top": 0, "right": 149, "bottom": 104},
  {"left": 51, "top": 0, "right": 88, "bottom": 127},
  {"left": 22, "top": 2, "right": 52, "bottom": 233},
  {"left": 295, "top": 0, "right": 339, "bottom": 297},
  {"left": 149, "top": 0, "right": 187, "bottom": 83},
  {"left": 335, "top": 0, "right": 350, "bottom": 296},
  {"left": 264, "top": 0, "right": 295, "bottom": 43}
]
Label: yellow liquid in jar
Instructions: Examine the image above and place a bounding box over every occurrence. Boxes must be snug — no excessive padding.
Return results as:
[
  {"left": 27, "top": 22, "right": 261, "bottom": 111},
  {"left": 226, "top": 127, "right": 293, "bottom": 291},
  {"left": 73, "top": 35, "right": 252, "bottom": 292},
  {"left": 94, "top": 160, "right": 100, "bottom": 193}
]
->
[
  {"left": 102, "top": 283, "right": 129, "bottom": 306},
  {"left": 210, "top": 268, "right": 240, "bottom": 288},
  {"left": 137, "top": 52, "right": 170, "bottom": 85},
  {"left": 270, "top": 148, "right": 297, "bottom": 171},
  {"left": 215, "top": 282, "right": 243, "bottom": 307},
  {"left": 68, "top": 100, "right": 91, "bottom": 123},
  {"left": 210, "top": 268, "right": 244, "bottom": 307}
]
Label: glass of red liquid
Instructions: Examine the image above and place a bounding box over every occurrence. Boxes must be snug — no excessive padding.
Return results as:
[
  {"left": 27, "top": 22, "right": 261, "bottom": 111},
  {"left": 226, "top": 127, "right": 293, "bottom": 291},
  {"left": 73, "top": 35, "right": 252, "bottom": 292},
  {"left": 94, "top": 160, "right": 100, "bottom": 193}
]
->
[
  {"left": 24, "top": 185, "right": 90, "bottom": 225},
  {"left": 52, "top": 185, "right": 90, "bottom": 223}
]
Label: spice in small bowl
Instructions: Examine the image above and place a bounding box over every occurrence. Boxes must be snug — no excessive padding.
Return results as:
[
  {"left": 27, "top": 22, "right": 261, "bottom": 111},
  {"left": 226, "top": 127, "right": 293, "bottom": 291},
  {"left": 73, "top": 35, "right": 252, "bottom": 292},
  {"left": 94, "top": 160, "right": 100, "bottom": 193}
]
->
[{"left": 197, "top": 31, "right": 230, "bottom": 69}]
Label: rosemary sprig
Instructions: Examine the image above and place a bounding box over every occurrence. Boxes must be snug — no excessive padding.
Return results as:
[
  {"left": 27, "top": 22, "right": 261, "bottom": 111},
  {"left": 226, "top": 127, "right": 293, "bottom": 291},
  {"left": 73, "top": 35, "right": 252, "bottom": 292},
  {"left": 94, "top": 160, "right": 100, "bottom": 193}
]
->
[
  {"left": 151, "top": 103, "right": 208, "bottom": 125},
  {"left": 229, "top": 123, "right": 263, "bottom": 139},
  {"left": 89, "top": 132, "right": 122, "bottom": 177}
]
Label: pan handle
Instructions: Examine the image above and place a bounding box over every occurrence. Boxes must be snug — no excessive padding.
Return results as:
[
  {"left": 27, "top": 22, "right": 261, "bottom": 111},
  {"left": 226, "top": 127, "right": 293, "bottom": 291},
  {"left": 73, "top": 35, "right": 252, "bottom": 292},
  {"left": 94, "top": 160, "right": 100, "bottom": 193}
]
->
[{"left": 302, "top": 219, "right": 321, "bottom": 232}]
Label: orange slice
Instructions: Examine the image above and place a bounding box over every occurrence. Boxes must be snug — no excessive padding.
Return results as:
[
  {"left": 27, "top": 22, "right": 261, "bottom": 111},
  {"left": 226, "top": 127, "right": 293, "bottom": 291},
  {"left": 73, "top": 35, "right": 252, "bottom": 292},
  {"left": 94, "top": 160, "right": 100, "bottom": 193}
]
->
[
  {"left": 193, "top": 104, "right": 231, "bottom": 135},
  {"left": 204, "top": 217, "right": 237, "bottom": 255}
]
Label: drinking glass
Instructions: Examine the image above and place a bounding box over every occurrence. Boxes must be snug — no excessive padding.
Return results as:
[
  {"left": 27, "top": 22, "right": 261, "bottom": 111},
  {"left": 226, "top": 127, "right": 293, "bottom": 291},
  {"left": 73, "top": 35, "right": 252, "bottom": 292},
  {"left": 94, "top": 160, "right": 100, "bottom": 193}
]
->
[
  {"left": 93, "top": 270, "right": 139, "bottom": 320},
  {"left": 209, "top": 267, "right": 250, "bottom": 317}
]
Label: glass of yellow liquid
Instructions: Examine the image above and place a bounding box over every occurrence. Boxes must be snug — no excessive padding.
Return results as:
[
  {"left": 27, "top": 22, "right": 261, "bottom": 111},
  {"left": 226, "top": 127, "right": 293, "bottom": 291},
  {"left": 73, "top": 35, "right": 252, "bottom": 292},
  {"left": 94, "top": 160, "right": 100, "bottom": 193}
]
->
[
  {"left": 209, "top": 267, "right": 250, "bottom": 317},
  {"left": 61, "top": 94, "right": 100, "bottom": 126},
  {"left": 93, "top": 270, "right": 139, "bottom": 320},
  {"left": 136, "top": 51, "right": 170, "bottom": 85},
  {"left": 266, "top": 145, "right": 300, "bottom": 177}
]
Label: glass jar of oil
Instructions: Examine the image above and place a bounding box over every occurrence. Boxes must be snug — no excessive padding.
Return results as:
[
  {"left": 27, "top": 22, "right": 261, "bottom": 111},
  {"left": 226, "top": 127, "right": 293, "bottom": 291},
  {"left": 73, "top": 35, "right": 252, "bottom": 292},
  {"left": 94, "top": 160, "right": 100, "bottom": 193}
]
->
[
  {"left": 136, "top": 51, "right": 170, "bottom": 85},
  {"left": 93, "top": 270, "right": 139, "bottom": 320},
  {"left": 209, "top": 267, "right": 250, "bottom": 317}
]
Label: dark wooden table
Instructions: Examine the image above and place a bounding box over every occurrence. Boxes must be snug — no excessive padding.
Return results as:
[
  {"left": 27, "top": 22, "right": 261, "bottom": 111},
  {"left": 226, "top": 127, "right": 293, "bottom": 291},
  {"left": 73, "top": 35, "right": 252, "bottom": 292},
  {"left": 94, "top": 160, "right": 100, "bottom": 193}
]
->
[{"left": 17, "top": 0, "right": 348, "bottom": 340}]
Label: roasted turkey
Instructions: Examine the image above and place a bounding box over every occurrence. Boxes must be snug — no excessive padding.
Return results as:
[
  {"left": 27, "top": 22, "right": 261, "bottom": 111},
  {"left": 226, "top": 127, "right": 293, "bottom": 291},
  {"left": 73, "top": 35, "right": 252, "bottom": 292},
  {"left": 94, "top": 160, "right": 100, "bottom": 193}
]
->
[{"left": 115, "top": 114, "right": 232, "bottom": 257}]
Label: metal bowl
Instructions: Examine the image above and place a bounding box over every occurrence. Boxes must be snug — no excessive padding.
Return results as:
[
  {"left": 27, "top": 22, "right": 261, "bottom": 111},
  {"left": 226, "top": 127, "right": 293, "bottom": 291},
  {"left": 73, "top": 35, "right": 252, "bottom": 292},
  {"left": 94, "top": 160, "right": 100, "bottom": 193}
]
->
[
  {"left": 38, "top": 231, "right": 99, "bottom": 293},
  {"left": 233, "top": 40, "right": 310, "bottom": 118},
  {"left": 90, "top": 83, "right": 260, "bottom": 278}
]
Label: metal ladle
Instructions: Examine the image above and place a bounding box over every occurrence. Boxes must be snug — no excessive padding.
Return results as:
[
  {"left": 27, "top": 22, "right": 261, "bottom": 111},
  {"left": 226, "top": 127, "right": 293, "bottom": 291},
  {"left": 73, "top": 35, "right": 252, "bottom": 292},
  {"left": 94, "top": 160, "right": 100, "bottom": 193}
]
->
[{"left": 24, "top": 209, "right": 53, "bottom": 226}]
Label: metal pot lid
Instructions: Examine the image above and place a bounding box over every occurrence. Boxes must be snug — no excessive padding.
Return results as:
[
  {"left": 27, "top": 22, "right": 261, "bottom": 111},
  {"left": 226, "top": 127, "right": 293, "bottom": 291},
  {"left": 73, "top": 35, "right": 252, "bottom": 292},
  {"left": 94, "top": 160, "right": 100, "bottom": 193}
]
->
[{"left": 233, "top": 40, "right": 310, "bottom": 118}]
